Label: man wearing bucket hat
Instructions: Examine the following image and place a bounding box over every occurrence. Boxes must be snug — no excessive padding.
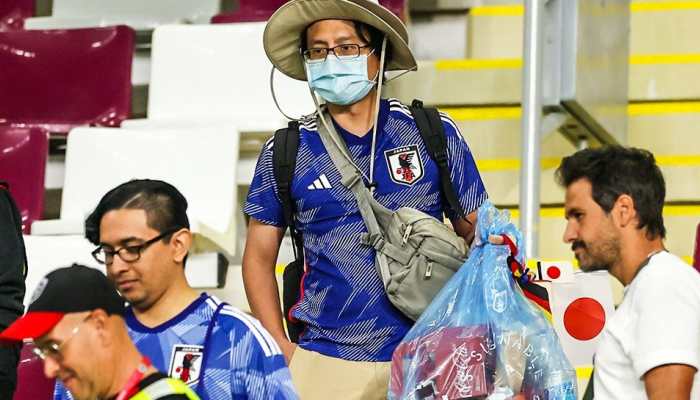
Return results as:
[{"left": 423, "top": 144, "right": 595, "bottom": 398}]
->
[
  {"left": 0, "top": 264, "right": 200, "bottom": 400},
  {"left": 243, "top": 0, "right": 488, "bottom": 398}
]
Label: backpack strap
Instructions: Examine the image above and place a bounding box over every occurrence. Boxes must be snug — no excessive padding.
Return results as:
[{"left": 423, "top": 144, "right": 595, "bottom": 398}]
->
[
  {"left": 272, "top": 121, "right": 306, "bottom": 342},
  {"left": 409, "top": 99, "right": 465, "bottom": 219},
  {"left": 272, "top": 120, "right": 303, "bottom": 259}
]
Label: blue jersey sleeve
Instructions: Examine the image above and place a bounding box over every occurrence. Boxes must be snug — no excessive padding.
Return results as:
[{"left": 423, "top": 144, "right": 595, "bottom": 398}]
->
[
  {"left": 243, "top": 138, "right": 286, "bottom": 227},
  {"left": 240, "top": 344, "right": 298, "bottom": 400},
  {"left": 439, "top": 112, "right": 488, "bottom": 219},
  {"left": 210, "top": 307, "right": 298, "bottom": 400},
  {"left": 53, "top": 380, "right": 73, "bottom": 400}
]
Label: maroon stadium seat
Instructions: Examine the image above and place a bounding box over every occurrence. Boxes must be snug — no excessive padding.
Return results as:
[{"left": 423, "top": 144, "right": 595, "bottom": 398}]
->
[
  {"left": 211, "top": 0, "right": 405, "bottom": 23},
  {"left": 0, "top": 26, "right": 134, "bottom": 134},
  {"left": 211, "top": 0, "right": 286, "bottom": 23},
  {"left": 0, "top": 0, "right": 34, "bottom": 31},
  {"left": 694, "top": 223, "right": 700, "bottom": 273},
  {"left": 380, "top": 0, "right": 407, "bottom": 20},
  {"left": 13, "top": 343, "right": 55, "bottom": 400},
  {"left": 0, "top": 127, "right": 49, "bottom": 234}
]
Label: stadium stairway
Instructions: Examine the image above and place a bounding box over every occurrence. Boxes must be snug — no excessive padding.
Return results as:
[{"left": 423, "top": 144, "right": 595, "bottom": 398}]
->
[{"left": 384, "top": 0, "right": 700, "bottom": 265}]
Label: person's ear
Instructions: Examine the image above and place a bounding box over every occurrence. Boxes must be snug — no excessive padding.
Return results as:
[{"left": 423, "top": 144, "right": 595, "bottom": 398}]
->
[
  {"left": 613, "top": 194, "right": 636, "bottom": 229},
  {"left": 171, "top": 228, "right": 192, "bottom": 264},
  {"left": 89, "top": 309, "right": 111, "bottom": 346}
]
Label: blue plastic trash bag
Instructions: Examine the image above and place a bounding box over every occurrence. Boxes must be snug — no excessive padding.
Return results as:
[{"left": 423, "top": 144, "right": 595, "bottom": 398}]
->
[{"left": 389, "top": 201, "right": 577, "bottom": 400}]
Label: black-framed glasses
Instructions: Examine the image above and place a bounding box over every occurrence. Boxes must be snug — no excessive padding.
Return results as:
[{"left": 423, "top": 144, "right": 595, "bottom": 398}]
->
[
  {"left": 91, "top": 227, "right": 180, "bottom": 265},
  {"left": 32, "top": 315, "right": 91, "bottom": 361},
  {"left": 302, "top": 44, "right": 372, "bottom": 63}
]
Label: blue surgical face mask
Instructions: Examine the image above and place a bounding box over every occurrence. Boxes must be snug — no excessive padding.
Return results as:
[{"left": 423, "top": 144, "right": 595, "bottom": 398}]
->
[{"left": 306, "top": 54, "right": 377, "bottom": 106}]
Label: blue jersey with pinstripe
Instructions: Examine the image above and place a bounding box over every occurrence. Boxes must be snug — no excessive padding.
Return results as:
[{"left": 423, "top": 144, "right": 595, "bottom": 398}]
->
[
  {"left": 53, "top": 294, "right": 297, "bottom": 400},
  {"left": 244, "top": 98, "right": 488, "bottom": 362}
]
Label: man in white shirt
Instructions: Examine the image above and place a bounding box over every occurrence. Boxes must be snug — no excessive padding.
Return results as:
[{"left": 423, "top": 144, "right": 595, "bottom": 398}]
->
[{"left": 556, "top": 146, "right": 700, "bottom": 400}]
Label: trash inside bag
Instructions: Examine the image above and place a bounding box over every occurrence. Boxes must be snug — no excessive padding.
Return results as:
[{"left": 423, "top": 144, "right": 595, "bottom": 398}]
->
[{"left": 389, "top": 201, "right": 577, "bottom": 400}]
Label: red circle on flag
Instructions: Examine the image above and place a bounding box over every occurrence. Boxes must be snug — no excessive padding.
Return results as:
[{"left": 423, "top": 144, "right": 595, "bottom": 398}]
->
[
  {"left": 546, "top": 266, "right": 561, "bottom": 279},
  {"left": 563, "top": 297, "right": 606, "bottom": 341}
]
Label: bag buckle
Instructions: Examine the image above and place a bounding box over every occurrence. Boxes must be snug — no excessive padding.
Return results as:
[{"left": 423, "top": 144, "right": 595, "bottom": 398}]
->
[
  {"left": 402, "top": 225, "right": 413, "bottom": 245},
  {"left": 361, "top": 233, "right": 384, "bottom": 249}
]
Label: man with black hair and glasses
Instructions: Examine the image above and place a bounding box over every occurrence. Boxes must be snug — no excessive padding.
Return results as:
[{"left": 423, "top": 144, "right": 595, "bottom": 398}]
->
[
  {"left": 53, "top": 179, "right": 297, "bottom": 400},
  {"left": 557, "top": 146, "right": 700, "bottom": 399},
  {"left": 0, "top": 264, "right": 200, "bottom": 400}
]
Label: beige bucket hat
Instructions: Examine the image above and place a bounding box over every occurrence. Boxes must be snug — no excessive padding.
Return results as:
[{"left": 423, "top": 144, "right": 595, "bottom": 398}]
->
[{"left": 263, "top": 0, "right": 417, "bottom": 81}]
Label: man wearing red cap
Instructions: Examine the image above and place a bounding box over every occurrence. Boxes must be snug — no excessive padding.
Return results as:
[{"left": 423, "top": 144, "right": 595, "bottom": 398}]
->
[{"left": 0, "top": 264, "right": 199, "bottom": 400}]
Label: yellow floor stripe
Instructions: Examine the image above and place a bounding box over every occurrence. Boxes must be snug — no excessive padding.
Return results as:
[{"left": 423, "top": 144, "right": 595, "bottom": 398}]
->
[
  {"left": 631, "top": 2, "right": 700, "bottom": 12},
  {"left": 663, "top": 205, "right": 700, "bottom": 216},
  {"left": 508, "top": 208, "right": 564, "bottom": 219},
  {"left": 444, "top": 102, "right": 700, "bottom": 121},
  {"left": 435, "top": 54, "right": 700, "bottom": 71},
  {"left": 435, "top": 58, "right": 522, "bottom": 70},
  {"left": 628, "top": 102, "right": 700, "bottom": 115},
  {"left": 470, "top": 2, "right": 700, "bottom": 17},
  {"left": 576, "top": 366, "right": 594, "bottom": 380},
  {"left": 470, "top": 5, "right": 524, "bottom": 16},
  {"left": 476, "top": 158, "right": 561, "bottom": 172},
  {"left": 630, "top": 54, "right": 700, "bottom": 64},
  {"left": 656, "top": 155, "right": 700, "bottom": 166},
  {"left": 442, "top": 107, "right": 521, "bottom": 120},
  {"left": 476, "top": 155, "right": 700, "bottom": 171},
  {"left": 510, "top": 205, "right": 700, "bottom": 218}
]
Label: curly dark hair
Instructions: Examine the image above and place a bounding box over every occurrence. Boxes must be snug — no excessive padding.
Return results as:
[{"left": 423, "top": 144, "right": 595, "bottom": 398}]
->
[{"left": 555, "top": 146, "right": 666, "bottom": 239}]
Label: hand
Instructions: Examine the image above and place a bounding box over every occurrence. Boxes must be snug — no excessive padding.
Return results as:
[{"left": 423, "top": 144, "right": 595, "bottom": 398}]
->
[
  {"left": 278, "top": 339, "right": 297, "bottom": 365},
  {"left": 488, "top": 234, "right": 505, "bottom": 245}
]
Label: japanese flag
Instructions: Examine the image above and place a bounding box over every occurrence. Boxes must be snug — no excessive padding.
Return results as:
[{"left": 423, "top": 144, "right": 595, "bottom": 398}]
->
[
  {"left": 536, "top": 260, "right": 575, "bottom": 283},
  {"left": 549, "top": 271, "right": 615, "bottom": 367}
]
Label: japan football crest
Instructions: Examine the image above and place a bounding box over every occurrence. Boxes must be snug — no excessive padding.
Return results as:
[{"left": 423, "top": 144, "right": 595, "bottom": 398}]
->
[
  {"left": 385, "top": 145, "right": 424, "bottom": 186},
  {"left": 168, "top": 345, "right": 204, "bottom": 385}
]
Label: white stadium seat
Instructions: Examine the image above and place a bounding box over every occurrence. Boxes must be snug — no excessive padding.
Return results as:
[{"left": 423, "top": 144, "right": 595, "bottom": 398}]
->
[
  {"left": 23, "top": 1, "right": 222, "bottom": 85},
  {"left": 24, "top": 0, "right": 220, "bottom": 31},
  {"left": 123, "top": 23, "right": 315, "bottom": 129}
]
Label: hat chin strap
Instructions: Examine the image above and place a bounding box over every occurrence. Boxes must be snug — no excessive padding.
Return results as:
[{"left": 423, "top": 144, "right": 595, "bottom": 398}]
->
[
  {"left": 271, "top": 66, "right": 312, "bottom": 121},
  {"left": 307, "top": 36, "right": 389, "bottom": 194},
  {"left": 368, "top": 36, "right": 387, "bottom": 194},
  {"left": 384, "top": 65, "right": 418, "bottom": 84}
]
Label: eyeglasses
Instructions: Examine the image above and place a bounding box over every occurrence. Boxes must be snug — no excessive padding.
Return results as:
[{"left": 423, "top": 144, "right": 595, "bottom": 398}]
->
[
  {"left": 302, "top": 44, "right": 372, "bottom": 63},
  {"left": 32, "top": 315, "right": 90, "bottom": 361},
  {"left": 91, "top": 228, "right": 180, "bottom": 266}
]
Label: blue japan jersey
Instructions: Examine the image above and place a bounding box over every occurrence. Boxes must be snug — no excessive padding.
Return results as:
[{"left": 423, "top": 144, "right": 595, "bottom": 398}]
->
[
  {"left": 244, "top": 98, "right": 488, "bottom": 362},
  {"left": 54, "top": 294, "right": 297, "bottom": 400}
]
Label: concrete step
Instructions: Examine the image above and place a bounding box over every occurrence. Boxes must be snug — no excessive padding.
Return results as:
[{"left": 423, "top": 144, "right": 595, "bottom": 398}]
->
[
  {"left": 384, "top": 57, "right": 700, "bottom": 105},
  {"left": 466, "top": 2, "right": 700, "bottom": 59},
  {"left": 444, "top": 102, "right": 700, "bottom": 203}
]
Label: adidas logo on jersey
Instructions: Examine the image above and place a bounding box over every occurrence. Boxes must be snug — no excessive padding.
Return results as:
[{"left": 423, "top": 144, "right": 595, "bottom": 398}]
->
[{"left": 307, "top": 174, "right": 332, "bottom": 190}]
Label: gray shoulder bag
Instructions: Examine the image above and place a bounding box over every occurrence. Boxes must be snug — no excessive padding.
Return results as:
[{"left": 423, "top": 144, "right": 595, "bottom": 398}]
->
[{"left": 317, "top": 114, "right": 469, "bottom": 320}]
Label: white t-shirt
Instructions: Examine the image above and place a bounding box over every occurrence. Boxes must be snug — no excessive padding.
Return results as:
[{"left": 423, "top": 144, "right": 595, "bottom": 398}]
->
[{"left": 594, "top": 251, "right": 700, "bottom": 399}]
